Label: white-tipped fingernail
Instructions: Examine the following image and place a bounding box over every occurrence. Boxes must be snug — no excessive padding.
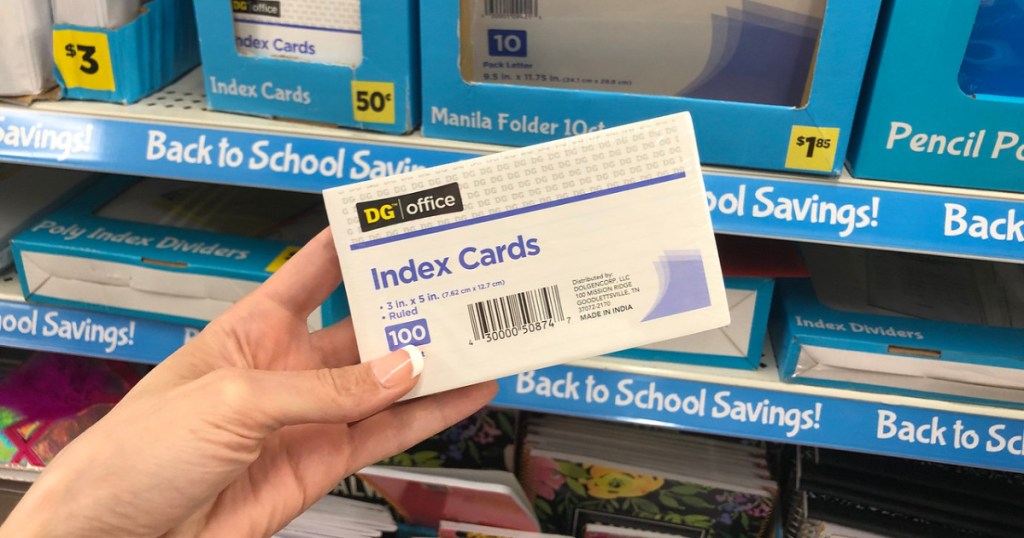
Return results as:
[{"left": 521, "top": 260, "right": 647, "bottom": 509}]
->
[
  {"left": 371, "top": 346, "right": 424, "bottom": 387},
  {"left": 402, "top": 345, "right": 424, "bottom": 377}
]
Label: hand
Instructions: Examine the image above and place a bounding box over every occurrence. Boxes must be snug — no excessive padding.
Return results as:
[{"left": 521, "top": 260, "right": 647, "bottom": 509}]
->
[{"left": 1, "top": 228, "right": 497, "bottom": 537}]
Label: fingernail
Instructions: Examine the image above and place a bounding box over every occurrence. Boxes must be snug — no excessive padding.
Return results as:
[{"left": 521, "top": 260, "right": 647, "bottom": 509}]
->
[{"left": 371, "top": 345, "right": 424, "bottom": 387}]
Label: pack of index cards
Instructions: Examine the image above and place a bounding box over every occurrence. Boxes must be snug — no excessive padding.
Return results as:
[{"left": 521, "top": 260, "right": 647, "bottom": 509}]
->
[{"left": 324, "top": 113, "right": 729, "bottom": 398}]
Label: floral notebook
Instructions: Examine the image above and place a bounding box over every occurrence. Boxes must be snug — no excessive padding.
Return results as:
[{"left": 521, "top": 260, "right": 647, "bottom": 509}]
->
[{"left": 332, "top": 409, "right": 518, "bottom": 506}]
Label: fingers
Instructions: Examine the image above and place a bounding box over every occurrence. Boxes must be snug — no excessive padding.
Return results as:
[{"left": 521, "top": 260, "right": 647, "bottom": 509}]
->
[
  {"left": 346, "top": 381, "right": 498, "bottom": 469},
  {"left": 309, "top": 317, "right": 362, "bottom": 368},
  {"left": 257, "top": 228, "right": 343, "bottom": 318},
  {"left": 199, "top": 346, "right": 425, "bottom": 436}
]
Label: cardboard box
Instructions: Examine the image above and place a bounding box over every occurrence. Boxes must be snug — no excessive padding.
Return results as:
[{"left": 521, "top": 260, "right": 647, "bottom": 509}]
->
[
  {"left": 52, "top": 0, "right": 199, "bottom": 104},
  {"left": 193, "top": 0, "right": 420, "bottom": 134},
  {"left": 770, "top": 278, "right": 1024, "bottom": 408},
  {"left": 848, "top": 0, "right": 1024, "bottom": 192},
  {"left": 421, "top": 0, "right": 881, "bottom": 175},
  {"left": 610, "top": 236, "right": 807, "bottom": 370},
  {"left": 51, "top": 0, "right": 144, "bottom": 29},
  {"left": 1, "top": 1, "right": 55, "bottom": 97},
  {"left": 12, "top": 176, "right": 343, "bottom": 327},
  {"left": 610, "top": 277, "right": 773, "bottom": 370}
]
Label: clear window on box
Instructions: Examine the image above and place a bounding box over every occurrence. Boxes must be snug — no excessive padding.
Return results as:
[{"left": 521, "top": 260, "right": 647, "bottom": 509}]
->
[
  {"left": 459, "top": 0, "right": 827, "bottom": 107},
  {"left": 96, "top": 179, "right": 326, "bottom": 243},
  {"left": 959, "top": 0, "right": 1024, "bottom": 99},
  {"left": 230, "top": 0, "right": 364, "bottom": 67}
]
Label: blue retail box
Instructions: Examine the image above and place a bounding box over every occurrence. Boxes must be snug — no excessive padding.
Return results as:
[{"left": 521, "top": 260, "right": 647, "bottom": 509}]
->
[
  {"left": 420, "top": 0, "right": 881, "bottom": 175},
  {"left": 53, "top": 0, "right": 199, "bottom": 104},
  {"left": 192, "top": 0, "right": 420, "bottom": 134},
  {"left": 609, "top": 276, "right": 774, "bottom": 370},
  {"left": 770, "top": 279, "right": 1024, "bottom": 408},
  {"left": 607, "top": 235, "right": 808, "bottom": 370},
  {"left": 848, "top": 0, "right": 1024, "bottom": 192},
  {"left": 11, "top": 175, "right": 345, "bottom": 328}
]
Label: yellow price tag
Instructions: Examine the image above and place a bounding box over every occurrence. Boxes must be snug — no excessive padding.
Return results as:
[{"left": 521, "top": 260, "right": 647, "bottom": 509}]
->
[
  {"left": 351, "top": 81, "right": 396, "bottom": 124},
  {"left": 53, "top": 30, "right": 116, "bottom": 92},
  {"left": 265, "top": 246, "right": 301, "bottom": 273},
  {"left": 785, "top": 126, "right": 841, "bottom": 173}
]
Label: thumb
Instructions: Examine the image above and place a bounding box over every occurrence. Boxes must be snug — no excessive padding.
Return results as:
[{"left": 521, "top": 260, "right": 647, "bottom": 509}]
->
[{"left": 199, "top": 346, "right": 424, "bottom": 434}]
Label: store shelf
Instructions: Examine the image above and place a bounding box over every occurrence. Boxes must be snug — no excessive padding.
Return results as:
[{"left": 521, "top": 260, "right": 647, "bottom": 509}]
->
[
  {"left": 1, "top": 70, "right": 1023, "bottom": 262},
  {"left": 493, "top": 356, "right": 1024, "bottom": 474},
  {"left": 0, "top": 70, "right": 489, "bottom": 191},
  {"left": 0, "top": 271, "right": 197, "bottom": 365},
  {"left": 0, "top": 466, "right": 39, "bottom": 484},
  {"left": 3, "top": 69, "right": 1024, "bottom": 475},
  {"left": 3, "top": 264, "right": 1022, "bottom": 473}
]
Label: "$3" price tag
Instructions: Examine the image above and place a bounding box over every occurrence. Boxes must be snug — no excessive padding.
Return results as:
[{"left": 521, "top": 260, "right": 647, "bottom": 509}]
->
[{"left": 53, "top": 30, "right": 116, "bottom": 92}]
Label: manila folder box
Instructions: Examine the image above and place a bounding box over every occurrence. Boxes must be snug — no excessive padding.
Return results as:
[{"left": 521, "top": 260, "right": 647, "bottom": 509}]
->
[{"left": 324, "top": 113, "right": 729, "bottom": 398}]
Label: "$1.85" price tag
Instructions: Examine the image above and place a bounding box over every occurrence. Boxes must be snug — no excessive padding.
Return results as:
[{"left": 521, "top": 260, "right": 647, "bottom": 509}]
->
[
  {"left": 53, "top": 30, "right": 116, "bottom": 92},
  {"left": 785, "top": 125, "right": 841, "bottom": 173}
]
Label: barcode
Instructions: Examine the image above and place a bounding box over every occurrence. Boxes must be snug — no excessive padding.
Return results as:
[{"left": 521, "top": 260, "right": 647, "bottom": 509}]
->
[
  {"left": 468, "top": 285, "right": 564, "bottom": 340},
  {"left": 484, "top": 0, "right": 539, "bottom": 18}
]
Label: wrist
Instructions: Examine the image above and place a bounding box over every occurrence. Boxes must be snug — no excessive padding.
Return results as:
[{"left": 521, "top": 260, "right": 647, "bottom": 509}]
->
[
  {"left": 2, "top": 499, "right": 56, "bottom": 537},
  {"left": 1, "top": 476, "right": 73, "bottom": 537}
]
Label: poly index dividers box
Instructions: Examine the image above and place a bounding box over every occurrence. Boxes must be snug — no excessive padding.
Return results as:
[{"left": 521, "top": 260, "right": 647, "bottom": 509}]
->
[
  {"left": 11, "top": 175, "right": 341, "bottom": 328},
  {"left": 770, "top": 279, "right": 1024, "bottom": 409}
]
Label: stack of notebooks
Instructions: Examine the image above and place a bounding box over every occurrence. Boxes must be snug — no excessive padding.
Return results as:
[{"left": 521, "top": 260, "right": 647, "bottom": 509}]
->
[
  {"left": 783, "top": 446, "right": 1024, "bottom": 538},
  {"left": 273, "top": 495, "right": 397, "bottom": 538},
  {"left": 521, "top": 416, "right": 778, "bottom": 538}
]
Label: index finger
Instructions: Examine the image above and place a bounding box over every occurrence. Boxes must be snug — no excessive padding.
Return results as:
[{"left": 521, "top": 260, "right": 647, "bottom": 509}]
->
[{"left": 258, "top": 227, "right": 343, "bottom": 317}]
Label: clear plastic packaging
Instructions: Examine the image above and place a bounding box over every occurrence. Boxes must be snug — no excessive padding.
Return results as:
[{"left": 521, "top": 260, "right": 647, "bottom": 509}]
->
[
  {"left": 231, "top": 0, "right": 363, "bottom": 67},
  {"left": 958, "top": 0, "right": 1024, "bottom": 99},
  {"left": 51, "top": 0, "right": 145, "bottom": 29},
  {"left": 460, "top": 0, "right": 825, "bottom": 106},
  {"left": 0, "top": 0, "right": 55, "bottom": 96}
]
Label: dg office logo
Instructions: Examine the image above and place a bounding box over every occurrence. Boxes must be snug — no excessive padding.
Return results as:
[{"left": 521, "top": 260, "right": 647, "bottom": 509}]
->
[{"left": 356, "top": 183, "right": 464, "bottom": 232}]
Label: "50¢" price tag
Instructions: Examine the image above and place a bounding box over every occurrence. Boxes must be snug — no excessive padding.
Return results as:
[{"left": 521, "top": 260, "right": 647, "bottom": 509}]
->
[
  {"left": 53, "top": 30, "right": 116, "bottom": 92},
  {"left": 351, "top": 81, "right": 396, "bottom": 124}
]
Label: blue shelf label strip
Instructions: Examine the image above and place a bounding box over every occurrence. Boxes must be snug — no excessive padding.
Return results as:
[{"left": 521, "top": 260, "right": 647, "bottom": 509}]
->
[
  {"left": 0, "top": 108, "right": 477, "bottom": 191},
  {"left": 1, "top": 107, "right": 1022, "bottom": 261},
  {"left": 494, "top": 364, "right": 1024, "bottom": 473},
  {"left": 705, "top": 174, "right": 1024, "bottom": 263},
  {"left": 5, "top": 292, "right": 1024, "bottom": 472},
  {"left": 0, "top": 299, "right": 195, "bottom": 364}
]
